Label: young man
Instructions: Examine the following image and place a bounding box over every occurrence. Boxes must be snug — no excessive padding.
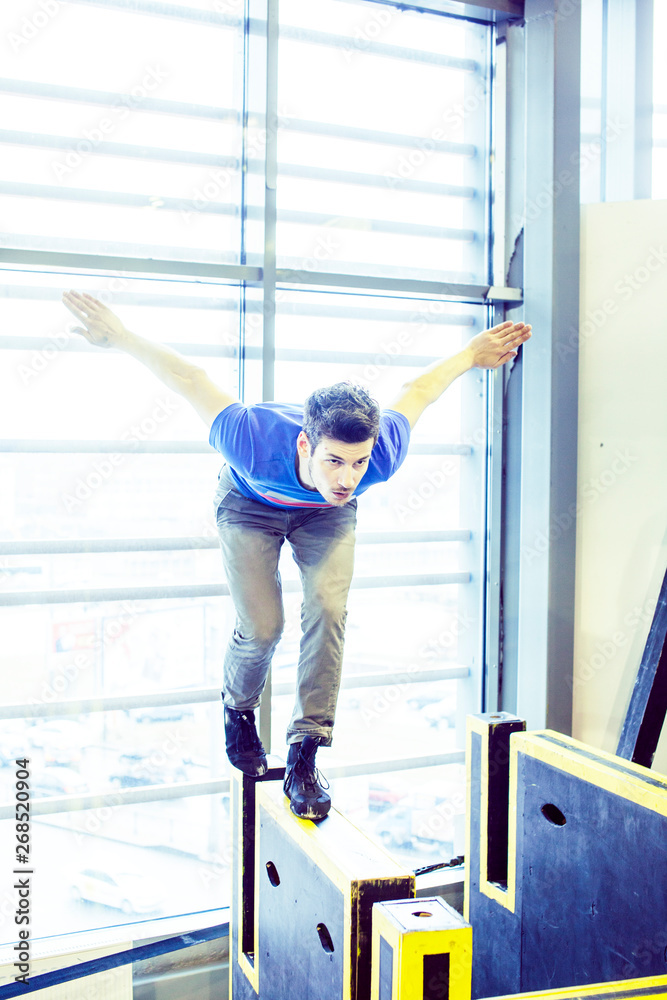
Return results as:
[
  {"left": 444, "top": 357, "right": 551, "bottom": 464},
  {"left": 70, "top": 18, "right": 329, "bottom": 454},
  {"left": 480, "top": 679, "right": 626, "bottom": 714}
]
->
[{"left": 62, "top": 290, "right": 531, "bottom": 820}]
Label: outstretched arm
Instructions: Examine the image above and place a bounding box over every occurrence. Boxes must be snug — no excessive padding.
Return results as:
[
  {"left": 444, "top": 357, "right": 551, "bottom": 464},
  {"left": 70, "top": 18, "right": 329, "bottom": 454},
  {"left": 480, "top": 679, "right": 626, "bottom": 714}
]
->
[
  {"left": 62, "top": 291, "right": 238, "bottom": 429},
  {"left": 389, "top": 320, "right": 531, "bottom": 429}
]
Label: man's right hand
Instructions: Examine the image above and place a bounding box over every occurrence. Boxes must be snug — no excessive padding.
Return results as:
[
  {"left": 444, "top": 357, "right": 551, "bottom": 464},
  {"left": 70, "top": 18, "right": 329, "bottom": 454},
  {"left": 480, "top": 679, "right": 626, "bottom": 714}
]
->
[
  {"left": 62, "top": 291, "right": 129, "bottom": 349},
  {"left": 62, "top": 289, "right": 239, "bottom": 429}
]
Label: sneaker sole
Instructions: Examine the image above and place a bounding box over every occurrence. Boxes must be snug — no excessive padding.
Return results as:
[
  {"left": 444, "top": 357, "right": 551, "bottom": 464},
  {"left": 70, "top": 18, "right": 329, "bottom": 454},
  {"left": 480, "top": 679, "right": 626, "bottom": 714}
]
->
[
  {"left": 230, "top": 757, "right": 268, "bottom": 777},
  {"left": 288, "top": 800, "right": 331, "bottom": 821}
]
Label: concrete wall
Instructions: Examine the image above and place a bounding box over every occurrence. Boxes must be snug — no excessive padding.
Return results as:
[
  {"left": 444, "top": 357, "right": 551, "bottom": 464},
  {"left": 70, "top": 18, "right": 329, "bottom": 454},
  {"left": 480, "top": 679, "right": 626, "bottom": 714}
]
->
[{"left": 573, "top": 199, "right": 667, "bottom": 772}]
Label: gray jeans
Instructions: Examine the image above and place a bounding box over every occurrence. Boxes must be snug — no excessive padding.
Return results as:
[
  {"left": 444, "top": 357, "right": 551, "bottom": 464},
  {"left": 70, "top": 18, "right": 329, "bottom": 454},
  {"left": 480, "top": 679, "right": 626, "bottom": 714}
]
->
[{"left": 213, "top": 467, "right": 357, "bottom": 746}]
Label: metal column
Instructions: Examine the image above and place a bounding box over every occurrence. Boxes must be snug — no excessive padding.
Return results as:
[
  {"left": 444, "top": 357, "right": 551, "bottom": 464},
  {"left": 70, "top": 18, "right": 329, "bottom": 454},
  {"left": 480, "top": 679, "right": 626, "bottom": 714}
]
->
[{"left": 499, "top": 0, "right": 581, "bottom": 732}]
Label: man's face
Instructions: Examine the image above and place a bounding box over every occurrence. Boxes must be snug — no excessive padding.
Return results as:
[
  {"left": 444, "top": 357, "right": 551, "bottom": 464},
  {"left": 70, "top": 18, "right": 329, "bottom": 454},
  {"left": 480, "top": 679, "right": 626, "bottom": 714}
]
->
[{"left": 297, "top": 433, "right": 374, "bottom": 505}]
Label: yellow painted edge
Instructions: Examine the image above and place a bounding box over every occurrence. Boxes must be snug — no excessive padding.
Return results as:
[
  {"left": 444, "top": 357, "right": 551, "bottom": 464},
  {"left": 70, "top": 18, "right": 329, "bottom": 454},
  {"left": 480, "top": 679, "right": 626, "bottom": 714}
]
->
[
  {"left": 252, "top": 784, "right": 414, "bottom": 1000},
  {"left": 466, "top": 715, "right": 516, "bottom": 913},
  {"left": 516, "top": 731, "right": 667, "bottom": 815},
  {"left": 398, "top": 928, "right": 473, "bottom": 1000},
  {"left": 483, "top": 972, "right": 667, "bottom": 1000},
  {"left": 371, "top": 908, "right": 398, "bottom": 1000},
  {"left": 392, "top": 930, "right": 401, "bottom": 1000},
  {"left": 259, "top": 785, "right": 351, "bottom": 892},
  {"left": 467, "top": 721, "right": 667, "bottom": 930},
  {"left": 257, "top": 783, "right": 413, "bottom": 896},
  {"left": 231, "top": 771, "right": 259, "bottom": 994},
  {"left": 372, "top": 902, "right": 402, "bottom": 949},
  {"left": 243, "top": 785, "right": 260, "bottom": 993},
  {"left": 397, "top": 927, "right": 473, "bottom": 952},
  {"left": 370, "top": 927, "right": 380, "bottom": 1000},
  {"left": 478, "top": 722, "right": 490, "bottom": 899},
  {"left": 505, "top": 741, "right": 518, "bottom": 908},
  {"left": 449, "top": 928, "right": 474, "bottom": 1000},
  {"left": 374, "top": 902, "right": 474, "bottom": 1000},
  {"left": 344, "top": 885, "right": 353, "bottom": 1000},
  {"left": 229, "top": 769, "right": 236, "bottom": 1000},
  {"left": 464, "top": 718, "right": 473, "bottom": 922},
  {"left": 258, "top": 787, "right": 395, "bottom": 1000},
  {"left": 370, "top": 929, "right": 405, "bottom": 1000},
  {"left": 237, "top": 951, "right": 257, "bottom": 991}
]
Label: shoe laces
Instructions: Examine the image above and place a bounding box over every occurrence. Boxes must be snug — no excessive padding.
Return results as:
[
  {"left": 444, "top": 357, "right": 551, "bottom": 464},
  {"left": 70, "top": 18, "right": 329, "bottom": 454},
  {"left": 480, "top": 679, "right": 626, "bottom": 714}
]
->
[
  {"left": 295, "top": 741, "right": 329, "bottom": 792},
  {"left": 235, "top": 711, "right": 263, "bottom": 753}
]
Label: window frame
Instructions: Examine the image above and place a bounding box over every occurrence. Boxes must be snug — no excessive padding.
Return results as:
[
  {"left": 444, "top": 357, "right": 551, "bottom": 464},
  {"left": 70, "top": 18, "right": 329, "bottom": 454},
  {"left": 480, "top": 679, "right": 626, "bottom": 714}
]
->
[{"left": 0, "top": 0, "right": 524, "bottom": 937}]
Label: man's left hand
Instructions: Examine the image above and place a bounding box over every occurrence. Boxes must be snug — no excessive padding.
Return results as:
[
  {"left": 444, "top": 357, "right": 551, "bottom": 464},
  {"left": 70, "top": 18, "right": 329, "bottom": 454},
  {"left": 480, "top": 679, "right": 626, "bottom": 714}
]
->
[{"left": 467, "top": 320, "right": 532, "bottom": 370}]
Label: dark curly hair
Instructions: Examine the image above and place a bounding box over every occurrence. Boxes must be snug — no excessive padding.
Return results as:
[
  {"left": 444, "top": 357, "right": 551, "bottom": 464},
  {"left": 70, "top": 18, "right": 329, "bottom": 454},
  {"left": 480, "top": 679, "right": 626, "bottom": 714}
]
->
[{"left": 302, "top": 382, "right": 380, "bottom": 450}]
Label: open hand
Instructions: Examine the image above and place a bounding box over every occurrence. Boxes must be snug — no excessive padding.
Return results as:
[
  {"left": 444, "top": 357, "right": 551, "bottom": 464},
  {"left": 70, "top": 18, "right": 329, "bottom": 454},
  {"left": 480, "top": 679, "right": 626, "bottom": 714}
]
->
[
  {"left": 62, "top": 291, "right": 129, "bottom": 349},
  {"left": 468, "top": 320, "right": 532, "bottom": 369}
]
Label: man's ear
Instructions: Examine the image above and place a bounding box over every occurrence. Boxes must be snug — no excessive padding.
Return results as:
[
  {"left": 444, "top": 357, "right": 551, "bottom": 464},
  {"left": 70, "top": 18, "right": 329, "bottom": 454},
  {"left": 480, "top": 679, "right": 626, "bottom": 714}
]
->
[{"left": 296, "top": 430, "right": 311, "bottom": 458}]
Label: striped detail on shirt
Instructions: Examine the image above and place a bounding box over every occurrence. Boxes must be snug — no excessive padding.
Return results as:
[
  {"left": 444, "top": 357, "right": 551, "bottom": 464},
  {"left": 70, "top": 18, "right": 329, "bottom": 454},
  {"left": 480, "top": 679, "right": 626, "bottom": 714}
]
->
[{"left": 255, "top": 488, "right": 336, "bottom": 508}]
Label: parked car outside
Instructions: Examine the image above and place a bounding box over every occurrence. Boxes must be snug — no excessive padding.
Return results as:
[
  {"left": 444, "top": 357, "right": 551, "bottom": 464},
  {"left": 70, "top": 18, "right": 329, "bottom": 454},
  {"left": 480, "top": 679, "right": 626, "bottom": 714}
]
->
[
  {"left": 28, "top": 719, "right": 86, "bottom": 767},
  {"left": 372, "top": 792, "right": 457, "bottom": 856},
  {"left": 108, "top": 752, "right": 189, "bottom": 788},
  {"left": 368, "top": 782, "right": 405, "bottom": 812},
  {"left": 71, "top": 868, "right": 165, "bottom": 914},
  {"left": 32, "top": 766, "right": 89, "bottom": 798},
  {"left": 0, "top": 720, "right": 29, "bottom": 766},
  {"left": 420, "top": 696, "right": 457, "bottom": 730},
  {"left": 129, "top": 704, "right": 195, "bottom": 725}
]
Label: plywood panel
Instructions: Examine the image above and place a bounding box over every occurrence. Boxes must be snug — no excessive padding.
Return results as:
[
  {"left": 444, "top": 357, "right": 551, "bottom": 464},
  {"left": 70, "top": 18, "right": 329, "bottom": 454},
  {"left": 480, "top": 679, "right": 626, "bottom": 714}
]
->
[{"left": 575, "top": 200, "right": 667, "bottom": 771}]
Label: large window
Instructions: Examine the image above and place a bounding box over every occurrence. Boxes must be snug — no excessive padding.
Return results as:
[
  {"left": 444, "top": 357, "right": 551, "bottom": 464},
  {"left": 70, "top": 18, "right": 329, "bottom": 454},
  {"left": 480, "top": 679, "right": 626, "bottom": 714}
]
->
[{"left": 0, "top": 0, "right": 503, "bottom": 944}]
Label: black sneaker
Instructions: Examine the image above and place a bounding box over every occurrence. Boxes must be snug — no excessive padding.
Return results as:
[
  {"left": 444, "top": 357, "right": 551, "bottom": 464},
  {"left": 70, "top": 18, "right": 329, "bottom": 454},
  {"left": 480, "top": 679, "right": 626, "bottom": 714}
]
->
[
  {"left": 283, "top": 735, "right": 331, "bottom": 820},
  {"left": 224, "top": 707, "right": 267, "bottom": 777}
]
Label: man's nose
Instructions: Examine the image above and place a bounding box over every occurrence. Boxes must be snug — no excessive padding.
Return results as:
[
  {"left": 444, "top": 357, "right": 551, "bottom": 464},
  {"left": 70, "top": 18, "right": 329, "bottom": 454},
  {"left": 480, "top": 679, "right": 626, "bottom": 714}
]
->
[{"left": 338, "top": 465, "right": 354, "bottom": 488}]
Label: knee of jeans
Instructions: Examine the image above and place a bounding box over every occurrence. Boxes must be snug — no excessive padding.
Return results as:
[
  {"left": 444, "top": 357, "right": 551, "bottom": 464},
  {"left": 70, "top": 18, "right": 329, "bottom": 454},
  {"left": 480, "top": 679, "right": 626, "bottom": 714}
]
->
[
  {"left": 235, "top": 615, "right": 284, "bottom": 650},
  {"left": 303, "top": 597, "right": 348, "bottom": 628}
]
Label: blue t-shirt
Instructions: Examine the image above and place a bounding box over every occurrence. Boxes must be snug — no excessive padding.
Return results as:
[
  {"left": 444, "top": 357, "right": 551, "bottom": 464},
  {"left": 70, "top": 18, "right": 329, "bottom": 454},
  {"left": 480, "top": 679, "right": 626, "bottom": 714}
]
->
[{"left": 209, "top": 401, "right": 410, "bottom": 509}]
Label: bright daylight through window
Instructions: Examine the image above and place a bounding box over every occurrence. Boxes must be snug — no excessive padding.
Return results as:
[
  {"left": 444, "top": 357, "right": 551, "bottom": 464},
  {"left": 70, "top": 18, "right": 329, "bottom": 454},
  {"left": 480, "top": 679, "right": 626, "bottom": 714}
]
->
[{"left": 0, "top": 0, "right": 494, "bottom": 941}]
